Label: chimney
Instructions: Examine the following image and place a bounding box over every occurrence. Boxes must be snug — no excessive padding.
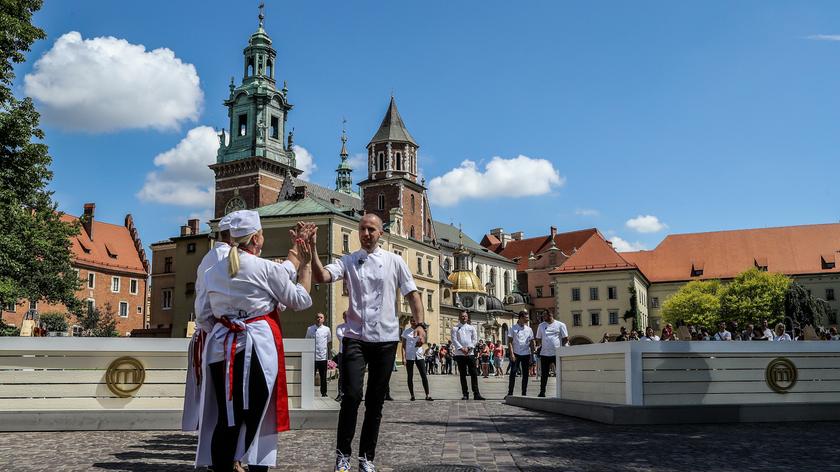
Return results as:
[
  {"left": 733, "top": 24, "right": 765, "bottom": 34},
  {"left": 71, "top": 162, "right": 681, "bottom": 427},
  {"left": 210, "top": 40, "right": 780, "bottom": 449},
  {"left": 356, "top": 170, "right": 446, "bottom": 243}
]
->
[
  {"left": 188, "top": 219, "right": 200, "bottom": 235},
  {"left": 82, "top": 203, "right": 95, "bottom": 240},
  {"left": 490, "top": 227, "right": 511, "bottom": 248},
  {"left": 550, "top": 226, "right": 557, "bottom": 239},
  {"left": 511, "top": 231, "right": 524, "bottom": 241}
]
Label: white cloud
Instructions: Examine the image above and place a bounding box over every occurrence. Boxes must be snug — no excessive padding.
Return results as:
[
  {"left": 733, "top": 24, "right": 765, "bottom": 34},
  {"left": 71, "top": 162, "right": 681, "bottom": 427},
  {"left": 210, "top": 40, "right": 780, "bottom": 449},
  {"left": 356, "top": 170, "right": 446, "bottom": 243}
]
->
[
  {"left": 23, "top": 31, "right": 202, "bottom": 132},
  {"left": 428, "top": 155, "right": 564, "bottom": 206},
  {"left": 575, "top": 208, "right": 599, "bottom": 217},
  {"left": 292, "top": 145, "right": 317, "bottom": 181},
  {"left": 348, "top": 152, "right": 367, "bottom": 171},
  {"left": 610, "top": 236, "right": 647, "bottom": 252},
  {"left": 137, "top": 126, "right": 219, "bottom": 207},
  {"left": 806, "top": 35, "right": 840, "bottom": 41},
  {"left": 626, "top": 214, "right": 667, "bottom": 233}
]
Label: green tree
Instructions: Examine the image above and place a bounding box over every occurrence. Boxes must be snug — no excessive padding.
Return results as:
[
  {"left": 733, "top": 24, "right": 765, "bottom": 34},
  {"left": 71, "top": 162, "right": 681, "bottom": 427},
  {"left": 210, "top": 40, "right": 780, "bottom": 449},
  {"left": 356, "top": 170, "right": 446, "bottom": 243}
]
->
[
  {"left": 39, "top": 311, "right": 67, "bottom": 333},
  {"left": 0, "top": 0, "right": 82, "bottom": 317},
  {"left": 784, "top": 282, "right": 829, "bottom": 327},
  {"left": 719, "top": 268, "right": 790, "bottom": 327},
  {"left": 75, "top": 303, "right": 119, "bottom": 337},
  {"left": 622, "top": 285, "right": 640, "bottom": 331},
  {"left": 661, "top": 279, "right": 723, "bottom": 328},
  {"left": 0, "top": 319, "right": 20, "bottom": 336}
]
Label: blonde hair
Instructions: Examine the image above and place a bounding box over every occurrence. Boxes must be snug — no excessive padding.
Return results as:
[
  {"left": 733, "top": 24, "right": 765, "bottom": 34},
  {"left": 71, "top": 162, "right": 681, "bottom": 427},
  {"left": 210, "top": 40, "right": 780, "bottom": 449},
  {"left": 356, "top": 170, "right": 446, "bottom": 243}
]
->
[{"left": 228, "top": 230, "right": 261, "bottom": 277}]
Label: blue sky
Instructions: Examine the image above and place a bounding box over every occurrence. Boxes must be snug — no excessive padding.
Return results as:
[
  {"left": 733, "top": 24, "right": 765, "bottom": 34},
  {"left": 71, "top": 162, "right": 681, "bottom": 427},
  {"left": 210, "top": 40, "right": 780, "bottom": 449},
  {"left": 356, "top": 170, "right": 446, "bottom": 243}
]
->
[{"left": 12, "top": 1, "right": 840, "bottom": 252}]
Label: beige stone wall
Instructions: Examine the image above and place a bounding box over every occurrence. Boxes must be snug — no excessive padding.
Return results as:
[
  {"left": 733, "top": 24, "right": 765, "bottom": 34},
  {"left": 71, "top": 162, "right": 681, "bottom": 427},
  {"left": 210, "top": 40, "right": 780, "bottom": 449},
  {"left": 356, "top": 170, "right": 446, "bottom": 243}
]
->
[{"left": 552, "top": 270, "right": 649, "bottom": 343}]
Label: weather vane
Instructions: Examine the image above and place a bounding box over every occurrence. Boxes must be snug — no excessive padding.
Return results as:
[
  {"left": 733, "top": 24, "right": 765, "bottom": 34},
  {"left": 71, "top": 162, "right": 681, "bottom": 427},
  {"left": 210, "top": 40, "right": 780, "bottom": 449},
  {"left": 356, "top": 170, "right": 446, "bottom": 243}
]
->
[{"left": 258, "top": 1, "right": 265, "bottom": 28}]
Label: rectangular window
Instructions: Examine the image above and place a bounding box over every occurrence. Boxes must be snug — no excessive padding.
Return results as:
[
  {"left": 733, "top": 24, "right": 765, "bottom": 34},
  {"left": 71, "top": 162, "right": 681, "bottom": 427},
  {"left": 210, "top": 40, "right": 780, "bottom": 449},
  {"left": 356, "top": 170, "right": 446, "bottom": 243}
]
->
[
  {"left": 87, "top": 273, "right": 95, "bottom": 289},
  {"left": 377, "top": 194, "right": 385, "bottom": 210},
  {"left": 549, "top": 285, "right": 555, "bottom": 297},
  {"left": 111, "top": 277, "right": 120, "bottom": 293},
  {"left": 162, "top": 289, "right": 173, "bottom": 310},
  {"left": 608, "top": 286, "right": 617, "bottom": 300},
  {"left": 609, "top": 311, "right": 618, "bottom": 325},
  {"left": 427, "top": 292, "right": 434, "bottom": 311},
  {"left": 164, "top": 257, "right": 173, "bottom": 273},
  {"left": 571, "top": 287, "right": 580, "bottom": 301},
  {"left": 651, "top": 297, "right": 660, "bottom": 308},
  {"left": 270, "top": 116, "right": 279, "bottom": 139},
  {"left": 827, "top": 288, "right": 835, "bottom": 301},
  {"left": 86, "top": 299, "right": 95, "bottom": 314},
  {"left": 417, "top": 257, "right": 423, "bottom": 274},
  {"left": 572, "top": 312, "right": 581, "bottom": 327},
  {"left": 185, "top": 282, "right": 195, "bottom": 295},
  {"left": 187, "top": 243, "right": 196, "bottom": 254},
  {"left": 428, "top": 260, "right": 433, "bottom": 277},
  {"left": 129, "top": 279, "right": 138, "bottom": 295},
  {"left": 238, "top": 114, "right": 248, "bottom": 136},
  {"left": 589, "top": 287, "right": 599, "bottom": 301},
  {"left": 3, "top": 302, "right": 14, "bottom": 312},
  {"left": 536, "top": 286, "right": 543, "bottom": 298},
  {"left": 137, "top": 306, "right": 142, "bottom": 314},
  {"left": 590, "top": 311, "right": 601, "bottom": 326},
  {"left": 342, "top": 234, "right": 350, "bottom": 254},
  {"left": 119, "top": 301, "right": 128, "bottom": 318}
]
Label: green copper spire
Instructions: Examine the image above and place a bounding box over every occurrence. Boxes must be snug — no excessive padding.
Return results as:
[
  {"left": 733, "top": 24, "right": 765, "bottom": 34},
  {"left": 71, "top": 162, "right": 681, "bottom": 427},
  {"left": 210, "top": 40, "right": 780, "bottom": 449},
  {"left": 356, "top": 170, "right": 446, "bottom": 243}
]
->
[{"left": 335, "top": 119, "right": 357, "bottom": 196}]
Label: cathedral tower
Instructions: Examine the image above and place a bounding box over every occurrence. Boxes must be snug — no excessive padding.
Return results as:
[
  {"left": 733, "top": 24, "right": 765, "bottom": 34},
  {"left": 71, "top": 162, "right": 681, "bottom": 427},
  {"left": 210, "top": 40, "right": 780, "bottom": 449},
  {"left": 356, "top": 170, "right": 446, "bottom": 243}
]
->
[
  {"left": 358, "top": 97, "right": 435, "bottom": 241},
  {"left": 210, "top": 5, "right": 300, "bottom": 217}
]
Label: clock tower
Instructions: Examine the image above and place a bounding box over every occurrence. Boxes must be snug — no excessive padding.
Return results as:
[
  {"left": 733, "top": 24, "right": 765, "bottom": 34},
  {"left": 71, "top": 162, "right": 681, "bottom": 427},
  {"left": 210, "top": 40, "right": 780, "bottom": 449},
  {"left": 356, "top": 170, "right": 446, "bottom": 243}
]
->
[{"left": 210, "top": 5, "right": 300, "bottom": 217}]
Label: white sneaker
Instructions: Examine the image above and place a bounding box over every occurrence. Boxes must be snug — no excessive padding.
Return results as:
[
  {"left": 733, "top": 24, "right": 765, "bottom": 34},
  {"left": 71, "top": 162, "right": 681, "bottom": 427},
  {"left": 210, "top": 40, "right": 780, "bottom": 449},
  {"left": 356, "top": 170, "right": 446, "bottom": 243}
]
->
[
  {"left": 359, "top": 455, "right": 376, "bottom": 472},
  {"left": 335, "top": 449, "right": 352, "bottom": 472}
]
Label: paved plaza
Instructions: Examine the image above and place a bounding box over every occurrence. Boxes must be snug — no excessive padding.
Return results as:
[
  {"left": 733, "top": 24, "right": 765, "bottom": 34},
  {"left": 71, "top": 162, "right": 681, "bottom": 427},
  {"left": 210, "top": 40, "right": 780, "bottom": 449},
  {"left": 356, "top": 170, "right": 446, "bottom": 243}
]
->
[{"left": 1, "top": 370, "right": 838, "bottom": 471}]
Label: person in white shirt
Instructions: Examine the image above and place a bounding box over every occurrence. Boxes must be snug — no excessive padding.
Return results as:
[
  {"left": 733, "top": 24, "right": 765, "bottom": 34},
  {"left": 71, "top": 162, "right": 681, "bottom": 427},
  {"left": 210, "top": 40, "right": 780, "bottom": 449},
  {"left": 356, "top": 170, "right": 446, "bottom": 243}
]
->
[
  {"left": 334, "top": 312, "right": 348, "bottom": 402},
  {"left": 761, "top": 320, "right": 775, "bottom": 341},
  {"left": 773, "top": 323, "right": 792, "bottom": 341},
  {"left": 642, "top": 327, "right": 660, "bottom": 342},
  {"left": 713, "top": 322, "right": 732, "bottom": 341},
  {"left": 401, "top": 319, "right": 434, "bottom": 401},
  {"left": 535, "top": 311, "right": 568, "bottom": 398},
  {"left": 451, "top": 310, "right": 485, "bottom": 401},
  {"left": 311, "top": 213, "right": 425, "bottom": 472},
  {"left": 194, "top": 211, "right": 313, "bottom": 472},
  {"left": 507, "top": 311, "right": 535, "bottom": 397},
  {"left": 305, "top": 313, "right": 332, "bottom": 398}
]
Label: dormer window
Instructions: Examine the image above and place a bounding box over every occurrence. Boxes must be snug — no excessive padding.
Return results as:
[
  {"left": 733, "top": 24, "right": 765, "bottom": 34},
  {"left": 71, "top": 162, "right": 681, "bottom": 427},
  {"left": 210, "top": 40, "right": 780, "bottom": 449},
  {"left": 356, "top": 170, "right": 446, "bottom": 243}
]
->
[
  {"left": 822, "top": 254, "right": 836, "bottom": 270},
  {"left": 754, "top": 257, "right": 768, "bottom": 271},
  {"left": 690, "top": 260, "right": 704, "bottom": 277}
]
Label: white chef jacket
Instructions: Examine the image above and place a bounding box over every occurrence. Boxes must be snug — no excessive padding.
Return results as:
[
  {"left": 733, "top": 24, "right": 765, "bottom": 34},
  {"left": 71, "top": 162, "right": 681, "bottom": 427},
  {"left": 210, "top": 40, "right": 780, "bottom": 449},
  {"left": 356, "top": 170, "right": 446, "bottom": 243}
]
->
[
  {"left": 305, "top": 324, "right": 331, "bottom": 361},
  {"left": 536, "top": 320, "right": 568, "bottom": 357},
  {"left": 336, "top": 323, "right": 347, "bottom": 353},
  {"left": 508, "top": 323, "right": 534, "bottom": 356},
  {"left": 450, "top": 322, "right": 477, "bottom": 357},
  {"left": 202, "top": 250, "right": 312, "bottom": 364},
  {"left": 401, "top": 327, "right": 424, "bottom": 361},
  {"left": 325, "top": 247, "right": 417, "bottom": 343}
]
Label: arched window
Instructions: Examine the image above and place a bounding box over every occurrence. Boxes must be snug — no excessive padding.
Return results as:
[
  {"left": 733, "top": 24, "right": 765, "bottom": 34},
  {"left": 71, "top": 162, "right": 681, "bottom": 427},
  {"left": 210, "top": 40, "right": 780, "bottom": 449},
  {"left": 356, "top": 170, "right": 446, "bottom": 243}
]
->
[
  {"left": 247, "top": 58, "right": 254, "bottom": 77},
  {"left": 503, "top": 271, "right": 511, "bottom": 297},
  {"left": 266, "top": 60, "right": 273, "bottom": 78},
  {"left": 410, "top": 226, "right": 415, "bottom": 239},
  {"left": 378, "top": 152, "right": 384, "bottom": 171},
  {"left": 410, "top": 194, "right": 415, "bottom": 214},
  {"left": 490, "top": 267, "right": 497, "bottom": 287},
  {"left": 475, "top": 265, "right": 482, "bottom": 282},
  {"left": 443, "top": 258, "right": 451, "bottom": 272},
  {"left": 395, "top": 152, "right": 402, "bottom": 170}
]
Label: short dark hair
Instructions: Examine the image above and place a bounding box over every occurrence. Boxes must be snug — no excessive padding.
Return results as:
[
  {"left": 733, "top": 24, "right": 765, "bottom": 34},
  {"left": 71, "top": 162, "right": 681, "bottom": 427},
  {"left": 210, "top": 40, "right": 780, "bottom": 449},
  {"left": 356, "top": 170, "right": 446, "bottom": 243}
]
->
[{"left": 517, "top": 311, "right": 528, "bottom": 317}]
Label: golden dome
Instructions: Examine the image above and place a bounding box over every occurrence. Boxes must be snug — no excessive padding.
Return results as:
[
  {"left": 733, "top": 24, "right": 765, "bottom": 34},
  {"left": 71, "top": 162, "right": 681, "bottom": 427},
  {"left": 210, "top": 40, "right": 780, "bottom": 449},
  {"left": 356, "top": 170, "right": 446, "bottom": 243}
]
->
[{"left": 448, "top": 270, "right": 486, "bottom": 294}]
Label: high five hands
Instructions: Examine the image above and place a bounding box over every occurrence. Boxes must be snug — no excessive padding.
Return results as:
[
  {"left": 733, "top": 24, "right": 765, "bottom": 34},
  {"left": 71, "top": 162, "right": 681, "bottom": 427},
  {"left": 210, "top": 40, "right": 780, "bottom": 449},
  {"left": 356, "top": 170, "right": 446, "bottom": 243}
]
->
[{"left": 288, "top": 222, "right": 317, "bottom": 269}]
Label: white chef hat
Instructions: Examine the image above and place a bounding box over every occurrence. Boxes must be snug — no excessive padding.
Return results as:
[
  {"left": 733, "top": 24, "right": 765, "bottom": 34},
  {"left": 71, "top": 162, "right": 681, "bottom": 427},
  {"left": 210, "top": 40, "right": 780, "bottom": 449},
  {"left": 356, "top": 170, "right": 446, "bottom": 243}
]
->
[
  {"left": 228, "top": 210, "right": 262, "bottom": 238},
  {"left": 218, "top": 214, "right": 233, "bottom": 232}
]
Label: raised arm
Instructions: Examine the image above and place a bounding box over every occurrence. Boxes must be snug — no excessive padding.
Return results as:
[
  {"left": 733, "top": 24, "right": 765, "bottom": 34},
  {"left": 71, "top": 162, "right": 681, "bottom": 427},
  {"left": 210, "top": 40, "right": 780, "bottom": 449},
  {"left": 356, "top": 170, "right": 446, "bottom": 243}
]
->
[{"left": 307, "top": 225, "right": 334, "bottom": 283}]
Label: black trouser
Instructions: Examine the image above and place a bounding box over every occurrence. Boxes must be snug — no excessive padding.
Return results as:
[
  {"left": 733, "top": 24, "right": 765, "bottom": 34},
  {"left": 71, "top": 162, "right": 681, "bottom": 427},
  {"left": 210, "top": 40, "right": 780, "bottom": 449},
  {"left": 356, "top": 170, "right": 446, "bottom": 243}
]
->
[
  {"left": 315, "top": 359, "right": 328, "bottom": 396},
  {"left": 454, "top": 355, "right": 480, "bottom": 397},
  {"left": 335, "top": 352, "right": 343, "bottom": 395},
  {"left": 445, "top": 357, "right": 452, "bottom": 374},
  {"left": 336, "top": 338, "right": 398, "bottom": 461},
  {"left": 539, "top": 355, "right": 555, "bottom": 395},
  {"left": 209, "top": 348, "right": 270, "bottom": 472},
  {"left": 405, "top": 359, "right": 429, "bottom": 398},
  {"left": 507, "top": 354, "right": 531, "bottom": 396}
]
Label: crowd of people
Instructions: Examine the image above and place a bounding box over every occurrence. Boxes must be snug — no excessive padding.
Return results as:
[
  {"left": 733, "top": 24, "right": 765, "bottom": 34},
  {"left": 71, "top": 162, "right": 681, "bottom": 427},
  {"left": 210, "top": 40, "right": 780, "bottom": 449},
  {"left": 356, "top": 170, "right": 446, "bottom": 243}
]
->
[{"left": 600, "top": 320, "right": 840, "bottom": 343}]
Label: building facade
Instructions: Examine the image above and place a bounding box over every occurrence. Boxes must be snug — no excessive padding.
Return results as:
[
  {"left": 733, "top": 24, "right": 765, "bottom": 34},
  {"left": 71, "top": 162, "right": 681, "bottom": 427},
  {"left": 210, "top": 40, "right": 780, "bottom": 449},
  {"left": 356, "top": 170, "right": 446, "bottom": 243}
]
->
[{"left": 1, "top": 203, "right": 150, "bottom": 336}]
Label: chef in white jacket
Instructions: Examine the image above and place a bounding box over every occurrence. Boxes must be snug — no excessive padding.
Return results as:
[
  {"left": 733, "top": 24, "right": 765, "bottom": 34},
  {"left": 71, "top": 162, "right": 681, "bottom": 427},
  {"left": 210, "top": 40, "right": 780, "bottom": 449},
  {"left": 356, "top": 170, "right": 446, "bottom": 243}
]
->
[
  {"left": 450, "top": 310, "right": 484, "bottom": 400},
  {"left": 194, "top": 211, "right": 313, "bottom": 472}
]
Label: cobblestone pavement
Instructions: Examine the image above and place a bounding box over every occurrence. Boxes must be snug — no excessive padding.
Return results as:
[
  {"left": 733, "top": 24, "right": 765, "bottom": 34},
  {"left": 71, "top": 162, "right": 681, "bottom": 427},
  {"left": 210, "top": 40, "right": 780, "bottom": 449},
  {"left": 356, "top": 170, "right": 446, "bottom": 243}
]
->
[{"left": 1, "top": 371, "right": 839, "bottom": 471}]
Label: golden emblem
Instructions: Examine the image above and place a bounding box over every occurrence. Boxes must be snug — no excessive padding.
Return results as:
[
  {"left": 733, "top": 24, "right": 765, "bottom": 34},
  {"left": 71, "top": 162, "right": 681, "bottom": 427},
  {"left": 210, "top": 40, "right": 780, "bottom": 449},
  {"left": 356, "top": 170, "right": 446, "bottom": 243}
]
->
[
  {"left": 105, "top": 356, "right": 146, "bottom": 398},
  {"left": 765, "top": 357, "right": 797, "bottom": 393}
]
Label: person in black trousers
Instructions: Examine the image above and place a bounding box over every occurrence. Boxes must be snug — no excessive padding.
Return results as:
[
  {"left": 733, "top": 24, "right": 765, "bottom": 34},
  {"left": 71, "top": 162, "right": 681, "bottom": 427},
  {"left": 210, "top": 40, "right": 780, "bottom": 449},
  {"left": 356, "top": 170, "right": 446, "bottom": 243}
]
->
[
  {"left": 450, "top": 310, "right": 485, "bottom": 400},
  {"left": 507, "top": 310, "right": 536, "bottom": 397},
  {"left": 535, "top": 311, "right": 569, "bottom": 398}
]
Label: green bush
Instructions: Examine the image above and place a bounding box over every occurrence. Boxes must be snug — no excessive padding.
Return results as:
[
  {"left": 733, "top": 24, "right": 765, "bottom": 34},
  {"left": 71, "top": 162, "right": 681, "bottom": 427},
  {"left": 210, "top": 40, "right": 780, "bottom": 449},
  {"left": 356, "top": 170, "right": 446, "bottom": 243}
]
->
[
  {"left": 661, "top": 279, "right": 723, "bottom": 328},
  {"left": 0, "top": 319, "right": 20, "bottom": 336},
  {"left": 40, "top": 311, "right": 68, "bottom": 333}
]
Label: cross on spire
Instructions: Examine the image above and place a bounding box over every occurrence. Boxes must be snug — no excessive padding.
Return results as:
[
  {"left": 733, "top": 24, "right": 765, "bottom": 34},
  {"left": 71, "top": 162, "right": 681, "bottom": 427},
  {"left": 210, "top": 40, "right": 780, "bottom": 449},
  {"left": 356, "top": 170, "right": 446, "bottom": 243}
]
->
[{"left": 258, "top": 1, "right": 265, "bottom": 28}]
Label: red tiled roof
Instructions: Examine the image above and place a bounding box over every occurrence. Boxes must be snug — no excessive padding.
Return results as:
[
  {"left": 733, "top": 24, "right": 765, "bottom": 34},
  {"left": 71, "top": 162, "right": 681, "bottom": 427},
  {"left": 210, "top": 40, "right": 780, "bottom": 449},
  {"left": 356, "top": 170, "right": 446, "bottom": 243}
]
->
[
  {"left": 61, "top": 214, "right": 148, "bottom": 276},
  {"left": 482, "top": 228, "right": 599, "bottom": 271},
  {"left": 551, "top": 233, "right": 637, "bottom": 274},
  {"left": 621, "top": 223, "right": 840, "bottom": 283}
]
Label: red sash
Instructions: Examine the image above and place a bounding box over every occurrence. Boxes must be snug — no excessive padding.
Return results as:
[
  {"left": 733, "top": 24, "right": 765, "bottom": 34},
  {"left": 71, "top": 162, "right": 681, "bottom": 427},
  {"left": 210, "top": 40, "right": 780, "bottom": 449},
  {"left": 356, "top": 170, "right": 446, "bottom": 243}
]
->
[
  {"left": 192, "top": 330, "right": 206, "bottom": 386},
  {"left": 218, "top": 308, "right": 290, "bottom": 433}
]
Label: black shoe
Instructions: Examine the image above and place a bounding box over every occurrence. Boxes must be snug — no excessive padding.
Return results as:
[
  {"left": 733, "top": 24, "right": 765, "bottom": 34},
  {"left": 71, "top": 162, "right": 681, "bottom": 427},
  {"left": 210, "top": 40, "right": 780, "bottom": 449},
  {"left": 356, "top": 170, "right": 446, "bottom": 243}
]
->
[
  {"left": 322, "top": 393, "right": 328, "bottom": 397},
  {"left": 385, "top": 395, "right": 394, "bottom": 401},
  {"left": 334, "top": 394, "right": 343, "bottom": 402},
  {"left": 537, "top": 392, "right": 546, "bottom": 398},
  {"left": 461, "top": 395, "right": 469, "bottom": 400},
  {"left": 425, "top": 396, "right": 434, "bottom": 401},
  {"left": 474, "top": 395, "right": 486, "bottom": 401},
  {"left": 410, "top": 396, "right": 415, "bottom": 401}
]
